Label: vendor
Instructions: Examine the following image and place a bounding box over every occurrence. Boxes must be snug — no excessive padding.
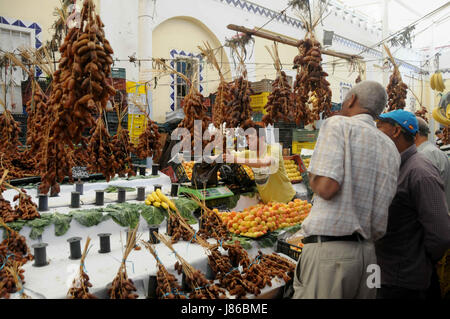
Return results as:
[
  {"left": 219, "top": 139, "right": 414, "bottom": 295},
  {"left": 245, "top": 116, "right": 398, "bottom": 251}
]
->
[{"left": 223, "top": 124, "right": 296, "bottom": 204}]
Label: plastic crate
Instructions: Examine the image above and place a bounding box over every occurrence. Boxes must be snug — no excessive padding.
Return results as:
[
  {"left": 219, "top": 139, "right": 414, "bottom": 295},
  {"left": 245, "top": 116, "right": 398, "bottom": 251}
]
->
[
  {"left": 292, "top": 129, "right": 319, "bottom": 142},
  {"left": 172, "top": 162, "right": 190, "bottom": 183},
  {"left": 276, "top": 239, "right": 301, "bottom": 261},
  {"left": 292, "top": 141, "right": 316, "bottom": 155},
  {"left": 250, "top": 92, "right": 270, "bottom": 110},
  {"left": 231, "top": 164, "right": 255, "bottom": 187},
  {"left": 251, "top": 79, "right": 274, "bottom": 94},
  {"left": 111, "top": 67, "right": 126, "bottom": 79},
  {"left": 284, "top": 155, "right": 306, "bottom": 184}
]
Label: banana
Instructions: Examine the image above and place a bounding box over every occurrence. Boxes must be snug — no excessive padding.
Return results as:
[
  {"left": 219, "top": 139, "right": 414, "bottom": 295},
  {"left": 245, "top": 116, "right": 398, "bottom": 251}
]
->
[
  {"left": 432, "top": 107, "right": 450, "bottom": 126},
  {"left": 153, "top": 201, "right": 161, "bottom": 208},
  {"left": 156, "top": 189, "right": 169, "bottom": 203},
  {"left": 145, "top": 199, "right": 151, "bottom": 206},
  {"left": 168, "top": 201, "right": 176, "bottom": 211},
  {"left": 147, "top": 194, "right": 155, "bottom": 202},
  {"left": 446, "top": 103, "right": 450, "bottom": 119},
  {"left": 151, "top": 191, "right": 160, "bottom": 202},
  {"left": 430, "top": 73, "right": 436, "bottom": 91},
  {"left": 161, "top": 202, "right": 169, "bottom": 210}
]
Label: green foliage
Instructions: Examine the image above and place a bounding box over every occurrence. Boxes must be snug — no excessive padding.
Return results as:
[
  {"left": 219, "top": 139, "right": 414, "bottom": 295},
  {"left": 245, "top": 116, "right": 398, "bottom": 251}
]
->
[{"left": 174, "top": 198, "right": 199, "bottom": 224}]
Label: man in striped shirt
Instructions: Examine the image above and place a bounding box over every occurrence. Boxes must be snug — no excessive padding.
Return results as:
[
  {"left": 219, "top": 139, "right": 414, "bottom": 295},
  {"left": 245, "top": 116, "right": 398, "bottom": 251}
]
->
[{"left": 293, "top": 81, "right": 400, "bottom": 299}]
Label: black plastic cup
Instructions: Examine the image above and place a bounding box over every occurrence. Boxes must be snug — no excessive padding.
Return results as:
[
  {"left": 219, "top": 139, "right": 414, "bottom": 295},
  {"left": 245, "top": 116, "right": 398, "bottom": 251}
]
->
[
  {"left": 95, "top": 190, "right": 104, "bottom": 206},
  {"left": 148, "top": 226, "right": 159, "bottom": 244},
  {"left": 98, "top": 233, "right": 111, "bottom": 254},
  {"left": 71, "top": 192, "right": 80, "bottom": 208},
  {"left": 32, "top": 243, "right": 48, "bottom": 267},
  {"left": 68, "top": 237, "right": 82, "bottom": 260},
  {"left": 75, "top": 182, "right": 84, "bottom": 195},
  {"left": 181, "top": 272, "right": 190, "bottom": 292},
  {"left": 205, "top": 263, "right": 215, "bottom": 280},
  {"left": 38, "top": 194, "right": 48, "bottom": 212},
  {"left": 148, "top": 275, "right": 158, "bottom": 299},
  {"left": 151, "top": 164, "right": 159, "bottom": 176},
  {"left": 118, "top": 188, "right": 126, "bottom": 203},
  {"left": 154, "top": 184, "right": 162, "bottom": 192},
  {"left": 137, "top": 187, "right": 146, "bottom": 201},
  {"left": 171, "top": 183, "right": 179, "bottom": 197},
  {"left": 132, "top": 165, "right": 138, "bottom": 174},
  {"left": 139, "top": 165, "right": 147, "bottom": 176}
]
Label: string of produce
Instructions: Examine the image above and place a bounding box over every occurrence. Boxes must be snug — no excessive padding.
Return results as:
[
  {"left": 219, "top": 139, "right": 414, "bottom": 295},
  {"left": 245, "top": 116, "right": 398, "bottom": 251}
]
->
[
  {"left": 263, "top": 42, "right": 295, "bottom": 125},
  {"left": 141, "top": 240, "right": 187, "bottom": 299},
  {"left": 384, "top": 45, "right": 408, "bottom": 112},
  {"left": 223, "top": 45, "right": 254, "bottom": 130},
  {"left": 156, "top": 233, "right": 226, "bottom": 299},
  {"left": 108, "top": 225, "right": 139, "bottom": 299},
  {"left": 293, "top": 37, "right": 332, "bottom": 128},
  {"left": 67, "top": 237, "right": 97, "bottom": 299},
  {"left": 39, "top": 0, "right": 116, "bottom": 194}
]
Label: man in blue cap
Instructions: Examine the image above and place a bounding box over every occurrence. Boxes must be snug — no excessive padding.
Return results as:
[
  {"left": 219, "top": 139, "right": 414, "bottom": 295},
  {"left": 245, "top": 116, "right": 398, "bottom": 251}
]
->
[{"left": 376, "top": 110, "right": 450, "bottom": 299}]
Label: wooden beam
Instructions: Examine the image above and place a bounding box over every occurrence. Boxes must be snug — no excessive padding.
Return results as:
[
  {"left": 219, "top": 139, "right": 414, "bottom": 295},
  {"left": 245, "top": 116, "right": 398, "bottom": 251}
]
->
[{"left": 227, "top": 24, "right": 364, "bottom": 61}]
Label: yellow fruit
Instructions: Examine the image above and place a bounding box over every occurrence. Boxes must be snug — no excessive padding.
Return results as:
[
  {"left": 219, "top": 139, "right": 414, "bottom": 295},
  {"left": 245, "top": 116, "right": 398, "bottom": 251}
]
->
[
  {"left": 433, "top": 107, "right": 450, "bottom": 126},
  {"left": 169, "top": 201, "right": 176, "bottom": 210},
  {"left": 147, "top": 194, "right": 155, "bottom": 202},
  {"left": 152, "top": 192, "right": 161, "bottom": 202},
  {"left": 145, "top": 199, "right": 151, "bottom": 206},
  {"left": 153, "top": 201, "right": 161, "bottom": 208},
  {"left": 161, "top": 202, "right": 169, "bottom": 210},
  {"left": 437, "top": 72, "right": 446, "bottom": 92},
  {"left": 430, "top": 73, "right": 436, "bottom": 91}
]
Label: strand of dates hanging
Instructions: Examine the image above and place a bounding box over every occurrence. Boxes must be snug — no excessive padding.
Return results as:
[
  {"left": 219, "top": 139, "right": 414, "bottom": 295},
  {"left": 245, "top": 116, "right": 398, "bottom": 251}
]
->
[
  {"left": 223, "top": 44, "right": 254, "bottom": 130},
  {"left": 384, "top": 45, "right": 408, "bottom": 112},
  {"left": 108, "top": 225, "right": 139, "bottom": 299},
  {"left": 156, "top": 233, "right": 226, "bottom": 299},
  {"left": 263, "top": 42, "right": 295, "bottom": 126},
  {"left": 39, "top": 0, "right": 116, "bottom": 195},
  {"left": 141, "top": 240, "right": 187, "bottom": 299},
  {"left": 67, "top": 237, "right": 97, "bottom": 299},
  {"left": 293, "top": 36, "right": 332, "bottom": 128}
]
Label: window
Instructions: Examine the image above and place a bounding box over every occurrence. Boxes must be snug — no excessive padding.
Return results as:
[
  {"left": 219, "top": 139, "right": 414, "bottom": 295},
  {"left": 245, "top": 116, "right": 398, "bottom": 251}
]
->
[
  {"left": 0, "top": 24, "right": 35, "bottom": 113},
  {"left": 175, "top": 57, "right": 199, "bottom": 110}
]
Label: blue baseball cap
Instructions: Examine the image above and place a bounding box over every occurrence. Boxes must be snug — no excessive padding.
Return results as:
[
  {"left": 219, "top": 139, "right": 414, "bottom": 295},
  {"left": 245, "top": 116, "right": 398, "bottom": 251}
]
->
[{"left": 378, "top": 110, "right": 419, "bottom": 135}]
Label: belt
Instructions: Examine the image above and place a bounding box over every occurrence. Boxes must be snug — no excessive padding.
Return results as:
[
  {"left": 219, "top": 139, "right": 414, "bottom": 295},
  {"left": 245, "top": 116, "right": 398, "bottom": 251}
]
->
[{"left": 303, "top": 233, "right": 364, "bottom": 244}]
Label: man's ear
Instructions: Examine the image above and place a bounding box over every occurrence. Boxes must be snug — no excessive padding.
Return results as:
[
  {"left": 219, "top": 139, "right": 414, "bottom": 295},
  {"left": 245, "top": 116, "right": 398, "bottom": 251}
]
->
[
  {"left": 347, "top": 94, "right": 357, "bottom": 109},
  {"left": 392, "top": 126, "right": 402, "bottom": 139}
]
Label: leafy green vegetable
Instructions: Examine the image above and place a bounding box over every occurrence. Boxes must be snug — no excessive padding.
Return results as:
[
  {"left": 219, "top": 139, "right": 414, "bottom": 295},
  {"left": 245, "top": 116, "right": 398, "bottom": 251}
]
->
[
  {"left": 281, "top": 224, "right": 302, "bottom": 234},
  {"left": 51, "top": 212, "right": 73, "bottom": 237},
  {"left": 227, "top": 234, "right": 252, "bottom": 250},
  {"left": 174, "top": 198, "right": 199, "bottom": 224},
  {"left": 27, "top": 214, "right": 53, "bottom": 240},
  {"left": 103, "top": 203, "right": 140, "bottom": 228},
  {"left": 257, "top": 232, "right": 279, "bottom": 248},
  {"left": 4, "top": 220, "right": 27, "bottom": 232},
  {"left": 140, "top": 205, "right": 167, "bottom": 226},
  {"left": 104, "top": 186, "right": 136, "bottom": 193},
  {"left": 70, "top": 209, "right": 109, "bottom": 227}
]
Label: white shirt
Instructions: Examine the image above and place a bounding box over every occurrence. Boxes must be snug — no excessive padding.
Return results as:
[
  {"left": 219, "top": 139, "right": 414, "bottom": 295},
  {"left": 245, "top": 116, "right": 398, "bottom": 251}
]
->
[{"left": 300, "top": 114, "right": 401, "bottom": 241}]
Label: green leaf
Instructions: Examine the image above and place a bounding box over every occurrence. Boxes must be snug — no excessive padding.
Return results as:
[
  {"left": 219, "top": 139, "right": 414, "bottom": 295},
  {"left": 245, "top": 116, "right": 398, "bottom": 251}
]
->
[
  {"left": 126, "top": 175, "right": 160, "bottom": 181},
  {"left": 27, "top": 216, "right": 53, "bottom": 240},
  {"left": 104, "top": 203, "right": 140, "bottom": 228},
  {"left": 174, "top": 198, "right": 198, "bottom": 224},
  {"left": 70, "top": 209, "right": 109, "bottom": 227},
  {"left": 104, "top": 185, "right": 136, "bottom": 193},
  {"left": 51, "top": 212, "right": 72, "bottom": 237},
  {"left": 140, "top": 205, "right": 167, "bottom": 226},
  {"left": 227, "top": 234, "right": 252, "bottom": 250},
  {"left": 4, "top": 220, "right": 27, "bottom": 232},
  {"left": 281, "top": 224, "right": 302, "bottom": 234},
  {"left": 257, "top": 232, "right": 279, "bottom": 248}
]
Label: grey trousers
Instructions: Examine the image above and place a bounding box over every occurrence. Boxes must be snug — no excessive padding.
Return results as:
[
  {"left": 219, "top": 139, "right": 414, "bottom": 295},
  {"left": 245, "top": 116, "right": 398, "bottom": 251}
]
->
[{"left": 292, "top": 240, "right": 377, "bottom": 299}]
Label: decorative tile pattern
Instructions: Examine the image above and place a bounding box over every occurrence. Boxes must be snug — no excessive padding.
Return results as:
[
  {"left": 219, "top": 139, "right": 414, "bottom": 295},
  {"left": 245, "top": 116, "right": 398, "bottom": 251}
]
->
[
  {"left": 169, "top": 49, "right": 203, "bottom": 111},
  {"left": 216, "top": 0, "right": 304, "bottom": 29},
  {"left": 0, "top": 16, "right": 43, "bottom": 76}
]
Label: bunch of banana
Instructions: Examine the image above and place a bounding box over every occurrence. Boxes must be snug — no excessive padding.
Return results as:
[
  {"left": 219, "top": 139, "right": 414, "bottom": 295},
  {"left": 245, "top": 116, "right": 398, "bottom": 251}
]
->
[
  {"left": 145, "top": 189, "right": 176, "bottom": 211},
  {"left": 432, "top": 104, "right": 450, "bottom": 126},
  {"left": 430, "top": 72, "right": 446, "bottom": 92}
]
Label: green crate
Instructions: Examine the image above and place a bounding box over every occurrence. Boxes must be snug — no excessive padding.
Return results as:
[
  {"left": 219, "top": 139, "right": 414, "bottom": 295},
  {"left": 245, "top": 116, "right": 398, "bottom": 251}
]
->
[
  {"left": 292, "top": 129, "right": 319, "bottom": 142},
  {"left": 111, "top": 67, "right": 126, "bottom": 79}
]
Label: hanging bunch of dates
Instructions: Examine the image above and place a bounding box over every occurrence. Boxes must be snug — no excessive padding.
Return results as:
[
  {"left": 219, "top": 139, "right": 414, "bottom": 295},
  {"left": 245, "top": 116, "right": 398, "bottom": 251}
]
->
[
  {"left": 224, "top": 72, "right": 254, "bottom": 130},
  {"left": 293, "top": 37, "right": 332, "bottom": 127},
  {"left": 135, "top": 118, "right": 161, "bottom": 160},
  {"left": 86, "top": 115, "right": 117, "bottom": 181},
  {"left": 198, "top": 208, "right": 230, "bottom": 242},
  {"left": 263, "top": 70, "right": 295, "bottom": 125},
  {"left": 111, "top": 126, "right": 136, "bottom": 178},
  {"left": 386, "top": 69, "right": 408, "bottom": 111},
  {"left": 39, "top": 0, "right": 116, "bottom": 195},
  {"left": 263, "top": 43, "right": 295, "bottom": 125}
]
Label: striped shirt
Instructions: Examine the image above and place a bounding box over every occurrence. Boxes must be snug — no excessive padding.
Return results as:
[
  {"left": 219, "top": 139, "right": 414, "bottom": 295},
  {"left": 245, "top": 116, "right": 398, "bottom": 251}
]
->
[{"left": 300, "top": 114, "right": 401, "bottom": 241}]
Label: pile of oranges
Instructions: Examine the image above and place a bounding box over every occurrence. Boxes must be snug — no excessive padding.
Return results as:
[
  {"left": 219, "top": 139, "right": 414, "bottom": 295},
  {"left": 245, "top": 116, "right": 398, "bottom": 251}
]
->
[{"left": 219, "top": 199, "right": 312, "bottom": 238}]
